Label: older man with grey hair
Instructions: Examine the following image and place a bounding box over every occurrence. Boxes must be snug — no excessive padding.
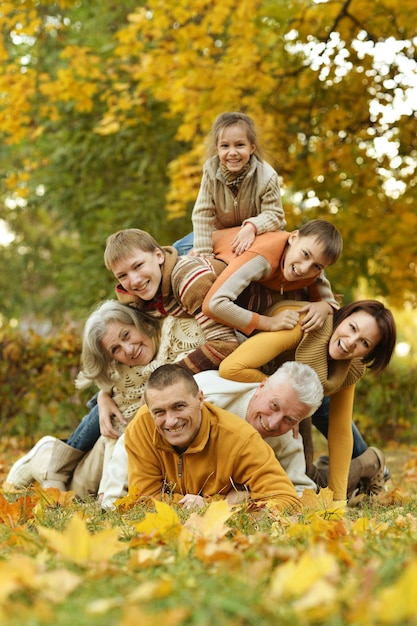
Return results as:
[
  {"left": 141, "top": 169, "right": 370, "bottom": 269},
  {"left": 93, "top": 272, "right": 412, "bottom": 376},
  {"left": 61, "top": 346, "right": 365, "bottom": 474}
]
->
[{"left": 100, "top": 360, "right": 323, "bottom": 508}]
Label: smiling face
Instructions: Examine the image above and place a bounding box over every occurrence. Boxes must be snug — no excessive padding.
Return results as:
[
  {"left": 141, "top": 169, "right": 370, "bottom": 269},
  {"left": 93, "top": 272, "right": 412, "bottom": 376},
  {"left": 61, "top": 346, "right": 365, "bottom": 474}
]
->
[
  {"left": 111, "top": 248, "right": 165, "bottom": 301},
  {"left": 245, "top": 380, "right": 310, "bottom": 438},
  {"left": 217, "top": 122, "right": 255, "bottom": 172},
  {"left": 328, "top": 311, "right": 381, "bottom": 361},
  {"left": 146, "top": 381, "right": 204, "bottom": 452},
  {"left": 282, "top": 232, "right": 330, "bottom": 282},
  {"left": 101, "top": 321, "right": 156, "bottom": 366}
]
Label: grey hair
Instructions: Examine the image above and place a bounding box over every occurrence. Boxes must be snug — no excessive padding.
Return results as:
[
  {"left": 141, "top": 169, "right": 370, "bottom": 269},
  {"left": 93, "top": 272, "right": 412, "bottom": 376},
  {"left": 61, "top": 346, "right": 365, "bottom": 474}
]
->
[
  {"left": 265, "top": 361, "right": 323, "bottom": 417},
  {"left": 75, "top": 300, "right": 161, "bottom": 390}
]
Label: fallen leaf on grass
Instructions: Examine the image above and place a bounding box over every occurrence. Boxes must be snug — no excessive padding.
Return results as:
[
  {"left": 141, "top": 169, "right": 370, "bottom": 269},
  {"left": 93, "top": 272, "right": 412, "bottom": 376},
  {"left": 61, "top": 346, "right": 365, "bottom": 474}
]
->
[
  {"left": 269, "top": 544, "right": 339, "bottom": 600},
  {"left": 375, "top": 486, "right": 412, "bottom": 506},
  {"left": 351, "top": 517, "right": 390, "bottom": 536},
  {"left": 119, "top": 605, "right": 189, "bottom": 626},
  {"left": 33, "top": 568, "right": 81, "bottom": 603},
  {"left": 128, "top": 546, "right": 175, "bottom": 568},
  {"left": 300, "top": 487, "right": 335, "bottom": 511},
  {"left": 193, "top": 537, "right": 242, "bottom": 565},
  {"left": 183, "top": 499, "right": 233, "bottom": 540},
  {"left": 126, "top": 578, "right": 173, "bottom": 603},
  {"left": 374, "top": 557, "right": 417, "bottom": 622},
  {"left": 0, "top": 493, "right": 37, "bottom": 526},
  {"left": 38, "top": 514, "right": 125, "bottom": 565},
  {"left": 133, "top": 500, "right": 181, "bottom": 540},
  {"left": 288, "top": 513, "right": 348, "bottom": 540}
]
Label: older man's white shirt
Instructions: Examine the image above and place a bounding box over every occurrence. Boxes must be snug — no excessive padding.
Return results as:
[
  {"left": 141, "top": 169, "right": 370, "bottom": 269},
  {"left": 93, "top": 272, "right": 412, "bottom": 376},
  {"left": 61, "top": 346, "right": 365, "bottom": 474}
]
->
[{"left": 194, "top": 370, "right": 316, "bottom": 495}]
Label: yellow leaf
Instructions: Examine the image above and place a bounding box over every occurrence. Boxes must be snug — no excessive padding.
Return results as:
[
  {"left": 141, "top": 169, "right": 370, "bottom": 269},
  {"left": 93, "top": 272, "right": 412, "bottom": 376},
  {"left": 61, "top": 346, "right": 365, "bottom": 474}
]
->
[
  {"left": 128, "top": 546, "right": 174, "bottom": 569},
  {"left": 34, "top": 568, "right": 81, "bottom": 603},
  {"left": 126, "top": 579, "right": 173, "bottom": 602},
  {"left": 184, "top": 500, "right": 233, "bottom": 540},
  {"left": 38, "top": 515, "right": 125, "bottom": 565},
  {"left": 269, "top": 545, "right": 339, "bottom": 600},
  {"left": 375, "top": 558, "right": 417, "bottom": 622},
  {"left": 134, "top": 500, "right": 181, "bottom": 539},
  {"left": 194, "top": 538, "right": 242, "bottom": 565}
]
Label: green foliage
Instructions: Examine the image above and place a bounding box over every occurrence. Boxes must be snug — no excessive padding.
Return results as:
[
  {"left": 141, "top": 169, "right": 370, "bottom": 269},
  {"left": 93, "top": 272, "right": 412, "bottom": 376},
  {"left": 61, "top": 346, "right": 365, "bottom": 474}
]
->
[
  {"left": 354, "top": 358, "right": 417, "bottom": 445},
  {"left": 0, "top": 323, "right": 89, "bottom": 439}
]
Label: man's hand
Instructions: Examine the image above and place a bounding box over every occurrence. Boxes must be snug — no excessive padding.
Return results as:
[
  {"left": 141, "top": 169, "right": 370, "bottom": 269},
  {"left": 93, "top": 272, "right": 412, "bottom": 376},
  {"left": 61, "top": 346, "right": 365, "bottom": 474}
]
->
[
  {"left": 298, "top": 301, "right": 333, "bottom": 333},
  {"left": 179, "top": 494, "right": 205, "bottom": 509},
  {"left": 225, "top": 488, "right": 249, "bottom": 505},
  {"left": 97, "top": 390, "right": 127, "bottom": 439}
]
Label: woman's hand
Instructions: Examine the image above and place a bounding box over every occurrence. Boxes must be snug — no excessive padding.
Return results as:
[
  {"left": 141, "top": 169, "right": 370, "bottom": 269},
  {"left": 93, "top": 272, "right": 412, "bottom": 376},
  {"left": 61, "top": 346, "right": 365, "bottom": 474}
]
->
[{"left": 97, "top": 390, "right": 127, "bottom": 439}]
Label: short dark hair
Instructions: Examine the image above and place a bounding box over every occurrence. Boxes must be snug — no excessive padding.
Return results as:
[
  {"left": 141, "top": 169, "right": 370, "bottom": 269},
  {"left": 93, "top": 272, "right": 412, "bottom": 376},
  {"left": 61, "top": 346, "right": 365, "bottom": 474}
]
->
[
  {"left": 298, "top": 220, "right": 343, "bottom": 265},
  {"left": 144, "top": 364, "right": 199, "bottom": 402},
  {"left": 333, "top": 300, "right": 396, "bottom": 373}
]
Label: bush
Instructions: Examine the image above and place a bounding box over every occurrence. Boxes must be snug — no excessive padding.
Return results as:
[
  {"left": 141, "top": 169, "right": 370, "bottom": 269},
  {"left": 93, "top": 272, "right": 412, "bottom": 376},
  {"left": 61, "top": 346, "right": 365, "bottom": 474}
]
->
[
  {"left": 1, "top": 326, "right": 415, "bottom": 446},
  {"left": 354, "top": 358, "right": 417, "bottom": 445},
  {"left": 0, "top": 324, "right": 91, "bottom": 441}
]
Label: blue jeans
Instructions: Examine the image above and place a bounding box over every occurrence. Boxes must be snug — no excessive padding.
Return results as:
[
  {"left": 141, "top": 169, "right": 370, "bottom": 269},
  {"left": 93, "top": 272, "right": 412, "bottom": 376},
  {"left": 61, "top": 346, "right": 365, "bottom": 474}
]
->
[
  {"left": 67, "top": 394, "right": 101, "bottom": 451},
  {"left": 172, "top": 232, "right": 194, "bottom": 256},
  {"left": 311, "top": 396, "right": 368, "bottom": 458}
]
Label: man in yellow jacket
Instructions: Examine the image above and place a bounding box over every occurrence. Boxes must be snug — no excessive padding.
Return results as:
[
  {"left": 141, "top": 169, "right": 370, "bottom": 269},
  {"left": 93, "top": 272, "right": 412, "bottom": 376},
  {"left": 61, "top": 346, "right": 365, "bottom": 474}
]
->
[{"left": 124, "top": 363, "right": 301, "bottom": 511}]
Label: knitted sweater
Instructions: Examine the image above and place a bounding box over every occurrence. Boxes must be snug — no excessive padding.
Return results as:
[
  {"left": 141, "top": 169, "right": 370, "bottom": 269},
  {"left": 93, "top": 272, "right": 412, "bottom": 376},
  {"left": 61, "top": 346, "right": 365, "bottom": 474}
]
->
[
  {"left": 219, "top": 306, "right": 366, "bottom": 501},
  {"left": 202, "top": 228, "right": 339, "bottom": 335},
  {"left": 109, "top": 317, "right": 206, "bottom": 430},
  {"left": 124, "top": 401, "right": 300, "bottom": 510},
  {"left": 192, "top": 154, "right": 285, "bottom": 255},
  {"left": 115, "top": 246, "right": 238, "bottom": 373}
]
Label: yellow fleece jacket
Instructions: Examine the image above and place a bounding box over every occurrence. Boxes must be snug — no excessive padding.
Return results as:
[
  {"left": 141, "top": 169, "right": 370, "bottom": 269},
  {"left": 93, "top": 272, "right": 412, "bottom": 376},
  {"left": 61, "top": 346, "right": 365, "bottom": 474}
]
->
[{"left": 124, "top": 401, "right": 300, "bottom": 511}]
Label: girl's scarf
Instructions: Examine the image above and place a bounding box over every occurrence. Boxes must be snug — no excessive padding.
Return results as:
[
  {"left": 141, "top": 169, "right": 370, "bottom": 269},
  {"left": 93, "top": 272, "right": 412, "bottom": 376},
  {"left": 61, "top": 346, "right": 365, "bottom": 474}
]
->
[{"left": 220, "top": 159, "right": 251, "bottom": 195}]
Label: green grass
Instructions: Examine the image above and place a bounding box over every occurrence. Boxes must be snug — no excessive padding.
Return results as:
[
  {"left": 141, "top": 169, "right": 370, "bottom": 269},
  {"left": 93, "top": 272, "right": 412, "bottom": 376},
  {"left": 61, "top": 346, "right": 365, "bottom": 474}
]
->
[{"left": 0, "top": 488, "right": 416, "bottom": 626}]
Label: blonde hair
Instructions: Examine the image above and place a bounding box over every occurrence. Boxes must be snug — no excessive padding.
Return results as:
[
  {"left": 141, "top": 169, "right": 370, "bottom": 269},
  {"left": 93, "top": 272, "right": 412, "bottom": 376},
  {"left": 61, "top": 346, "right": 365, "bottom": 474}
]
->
[{"left": 104, "top": 228, "right": 163, "bottom": 272}]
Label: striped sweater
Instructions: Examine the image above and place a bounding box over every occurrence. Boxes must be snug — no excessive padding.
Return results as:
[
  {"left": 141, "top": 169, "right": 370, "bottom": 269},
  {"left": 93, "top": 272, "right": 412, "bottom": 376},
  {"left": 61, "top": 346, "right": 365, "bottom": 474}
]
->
[
  {"left": 115, "top": 246, "right": 238, "bottom": 373},
  {"left": 203, "top": 227, "right": 339, "bottom": 335}
]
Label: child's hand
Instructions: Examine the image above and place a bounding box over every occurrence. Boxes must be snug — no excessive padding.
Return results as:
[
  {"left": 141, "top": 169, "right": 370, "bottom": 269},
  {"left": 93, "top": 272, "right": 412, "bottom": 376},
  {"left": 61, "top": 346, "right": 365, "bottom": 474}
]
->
[
  {"left": 231, "top": 223, "right": 256, "bottom": 256},
  {"left": 298, "top": 302, "right": 333, "bottom": 332},
  {"left": 258, "top": 308, "right": 300, "bottom": 331}
]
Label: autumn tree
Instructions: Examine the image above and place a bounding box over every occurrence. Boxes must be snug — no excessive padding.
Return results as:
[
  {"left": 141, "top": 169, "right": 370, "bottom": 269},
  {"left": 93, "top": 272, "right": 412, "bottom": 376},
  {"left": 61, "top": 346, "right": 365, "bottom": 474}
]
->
[
  {"left": 0, "top": 0, "right": 187, "bottom": 324},
  {"left": 0, "top": 0, "right": 416, "bottom": 325}
]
